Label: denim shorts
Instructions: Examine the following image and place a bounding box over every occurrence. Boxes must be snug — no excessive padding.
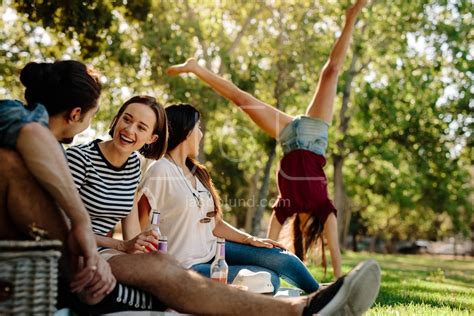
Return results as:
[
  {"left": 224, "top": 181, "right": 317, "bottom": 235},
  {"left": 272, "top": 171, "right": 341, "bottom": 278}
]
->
[
  {"left": 278, "top": 115, "right": 329, "bottom": 156},
  {"left": 0, "top": 100, "right": 49, "bottom": 148}
]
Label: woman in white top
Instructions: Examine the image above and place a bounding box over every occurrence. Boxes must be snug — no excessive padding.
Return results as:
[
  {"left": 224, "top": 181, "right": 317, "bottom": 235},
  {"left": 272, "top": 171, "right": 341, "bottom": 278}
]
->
[{"left": 138, "top": 103, "right": 321, "bottom": 293}]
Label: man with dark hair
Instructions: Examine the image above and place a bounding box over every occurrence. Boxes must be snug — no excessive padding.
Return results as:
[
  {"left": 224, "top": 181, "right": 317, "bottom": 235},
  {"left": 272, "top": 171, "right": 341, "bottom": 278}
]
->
[{"left": 0, "top": 60, "right": 114, "bottom": 302}]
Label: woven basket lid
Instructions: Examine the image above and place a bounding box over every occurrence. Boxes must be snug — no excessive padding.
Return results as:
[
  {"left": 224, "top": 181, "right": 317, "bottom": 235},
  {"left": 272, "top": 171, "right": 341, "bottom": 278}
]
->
[{"left": 0, "top": 240, "right": 62, "bottom": 250}]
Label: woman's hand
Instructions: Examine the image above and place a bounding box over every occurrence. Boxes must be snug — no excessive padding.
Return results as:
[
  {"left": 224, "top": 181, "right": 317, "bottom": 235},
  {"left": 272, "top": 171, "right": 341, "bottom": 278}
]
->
[
  {"left": 166, "top": 58, "right": 199, "bottom": 76},
  {"left": 118, "top": 230, "right": 159, "bottom": 254},
  {"left": 243, "top": 235, "right": 287, "bottom": 250}
]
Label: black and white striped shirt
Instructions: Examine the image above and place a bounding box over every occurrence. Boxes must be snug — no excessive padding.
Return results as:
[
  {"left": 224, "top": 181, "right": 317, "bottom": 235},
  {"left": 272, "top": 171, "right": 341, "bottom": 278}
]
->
[{"left": 66, "top": 140, "right": 141, "bottom": 236}]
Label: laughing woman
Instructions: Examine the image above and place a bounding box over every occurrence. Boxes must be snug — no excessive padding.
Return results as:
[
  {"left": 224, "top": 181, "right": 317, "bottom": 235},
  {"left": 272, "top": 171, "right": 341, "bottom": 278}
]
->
[
  {"left": 66, "top": 96, "right": 170, "bottom": 309},
  {"left": 66, "top": 96, "right": 168, "bottom": 257},
  {"left": 137, "top": 103, "right": 321, "bottom": 294}
]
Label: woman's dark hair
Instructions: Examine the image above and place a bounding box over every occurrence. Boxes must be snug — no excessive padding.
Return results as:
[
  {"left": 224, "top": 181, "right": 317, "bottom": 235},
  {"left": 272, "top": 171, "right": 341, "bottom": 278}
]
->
[
  {"left": 109, "top": 95, "right": 168, "bottom": 160},
  {"left": 166, "top": 103, "right": 221, "bottom": 214},
  {"left": 293, "top": 214, "right": 326, "bottom": 274},
  {"left": 20, "top": 60, "right": 101, "bottom": 116}
]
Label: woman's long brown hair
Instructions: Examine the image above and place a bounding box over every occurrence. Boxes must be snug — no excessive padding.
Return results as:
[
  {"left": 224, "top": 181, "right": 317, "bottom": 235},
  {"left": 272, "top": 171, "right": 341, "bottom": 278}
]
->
[
  {"left": 293, "top": 214, "right": 327, "bottom": 274},
  {"left": 166, "top": 103, "right": 221, "bottom": 215}
]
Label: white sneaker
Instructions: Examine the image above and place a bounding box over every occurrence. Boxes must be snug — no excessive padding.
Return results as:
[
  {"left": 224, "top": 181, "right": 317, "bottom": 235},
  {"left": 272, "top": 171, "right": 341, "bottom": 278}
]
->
[{"left": 303, "top": 259, "right": 381, "bottom": 315}]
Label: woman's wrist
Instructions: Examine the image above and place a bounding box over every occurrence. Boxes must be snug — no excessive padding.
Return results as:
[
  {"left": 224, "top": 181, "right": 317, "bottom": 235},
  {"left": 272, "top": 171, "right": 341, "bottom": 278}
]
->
[
  {"left": 242, "top": 235, "right": 254, "bottom": 244},
  {"left": 116, "top": 240, "right": 126, "bottom": 252}
]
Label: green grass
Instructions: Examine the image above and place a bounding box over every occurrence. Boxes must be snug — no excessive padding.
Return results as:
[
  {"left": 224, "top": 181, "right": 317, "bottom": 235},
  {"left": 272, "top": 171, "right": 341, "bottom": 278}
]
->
[{"left": 297, "top": 252, "right": 474, "bottom": 315}]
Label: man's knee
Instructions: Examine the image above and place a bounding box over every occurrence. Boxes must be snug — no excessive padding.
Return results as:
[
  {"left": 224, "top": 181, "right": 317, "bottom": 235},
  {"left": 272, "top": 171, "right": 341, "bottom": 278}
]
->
[
  {"left": 0, "top": 146, "right": 66, "bottom": 237},
  {"left": 0, "top": 148, "right": 24, "bottom": 197},
  {"left": 144, "top": 252, "right": 182, "bottom": 275},
  {"left": 0, "top": 148, "right": 27, "bottom": 178}
]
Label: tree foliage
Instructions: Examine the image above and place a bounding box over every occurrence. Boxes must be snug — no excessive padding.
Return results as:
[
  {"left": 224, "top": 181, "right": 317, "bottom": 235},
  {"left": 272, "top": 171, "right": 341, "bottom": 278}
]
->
[{"left": 2, "top": 0, "right": 471, "bottom": 249}]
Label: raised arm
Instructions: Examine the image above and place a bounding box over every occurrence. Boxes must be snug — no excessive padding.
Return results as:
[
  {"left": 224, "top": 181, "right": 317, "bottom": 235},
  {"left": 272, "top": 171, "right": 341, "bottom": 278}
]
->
[{"left": 167, "top": 58, "right": 293, "bottom": 139}]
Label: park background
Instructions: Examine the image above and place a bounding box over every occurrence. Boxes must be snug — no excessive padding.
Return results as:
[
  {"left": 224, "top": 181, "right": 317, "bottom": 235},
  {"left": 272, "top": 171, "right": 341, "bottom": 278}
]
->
[{"left": 0, "top": 0, "right": 472, "bottom": 314}]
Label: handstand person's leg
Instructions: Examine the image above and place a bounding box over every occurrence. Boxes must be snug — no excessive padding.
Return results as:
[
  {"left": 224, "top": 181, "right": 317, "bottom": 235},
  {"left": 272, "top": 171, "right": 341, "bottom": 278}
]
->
[{"left": 305, "top": 0, "right": 367, "bottom": 122}]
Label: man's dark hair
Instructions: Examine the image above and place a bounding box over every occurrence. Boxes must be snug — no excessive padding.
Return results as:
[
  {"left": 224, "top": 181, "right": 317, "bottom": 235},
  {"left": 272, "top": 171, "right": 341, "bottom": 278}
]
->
[{"left": 20, "top": 60, "right": 101, "bottom": 116}]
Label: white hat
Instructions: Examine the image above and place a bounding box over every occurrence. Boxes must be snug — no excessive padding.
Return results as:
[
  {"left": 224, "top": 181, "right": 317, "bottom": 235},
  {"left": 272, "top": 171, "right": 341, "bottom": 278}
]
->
[{"left": 232, "top": 269, "right": 274, "bottom": 294}]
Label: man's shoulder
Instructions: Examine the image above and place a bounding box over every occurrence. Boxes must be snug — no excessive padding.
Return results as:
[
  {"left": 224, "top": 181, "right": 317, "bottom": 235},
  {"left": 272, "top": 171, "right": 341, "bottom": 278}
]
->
[
  {"left": 0, "top": 99, "right": 25, "bottom": 107},
  {"left": 0, "top": 100, "right": 46, "bottom": 114},
  {"left": 0, "top": 100, "right": 49, "bottom": 148}
]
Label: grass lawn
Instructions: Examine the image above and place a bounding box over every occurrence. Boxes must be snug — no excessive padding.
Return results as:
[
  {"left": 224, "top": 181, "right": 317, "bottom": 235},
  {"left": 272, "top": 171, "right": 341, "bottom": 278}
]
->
[{"left": 302, "top": 251, "right": 474, "bottom": 315}]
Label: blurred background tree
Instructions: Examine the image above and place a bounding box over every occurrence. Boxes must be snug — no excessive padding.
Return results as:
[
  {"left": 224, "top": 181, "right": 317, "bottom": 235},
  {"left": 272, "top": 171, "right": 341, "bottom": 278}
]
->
[{"left": 2, "top": 0, "right": 471, "bottom": 254}]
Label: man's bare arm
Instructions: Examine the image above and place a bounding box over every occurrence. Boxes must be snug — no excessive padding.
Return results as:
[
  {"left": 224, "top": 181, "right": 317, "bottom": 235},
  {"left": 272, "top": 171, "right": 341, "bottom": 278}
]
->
[{"left": 16, "top": 122, "right": 115, "bottom": 297}]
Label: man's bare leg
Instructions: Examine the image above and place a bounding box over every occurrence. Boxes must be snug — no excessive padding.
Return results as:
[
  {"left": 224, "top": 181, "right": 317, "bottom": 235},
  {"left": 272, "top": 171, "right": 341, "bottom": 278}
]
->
[
  {"left": 305, "top": 0, "right": 367, "bottom": 122},
  {"left": 0, "top": 148, "right": 69, "bottom": 248},
  {"left": 108, "top": 253, "right": 304, "bottom": 315},
  {"left": 0, "top": 148, "right": 75, "bottom": 284},
  {"left": 0, "top": 148, "right": 117, "bottom": 305}
]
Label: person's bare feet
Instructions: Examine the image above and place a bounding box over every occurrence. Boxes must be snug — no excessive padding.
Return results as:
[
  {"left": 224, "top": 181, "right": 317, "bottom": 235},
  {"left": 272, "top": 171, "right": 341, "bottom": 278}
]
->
[{"left": 166, "top": 58, "right": 198, "bottom": 76}]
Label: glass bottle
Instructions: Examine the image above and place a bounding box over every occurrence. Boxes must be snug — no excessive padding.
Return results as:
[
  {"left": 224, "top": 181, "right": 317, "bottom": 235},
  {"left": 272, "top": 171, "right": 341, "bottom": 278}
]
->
[
  {"left": 158, "top": 236, "right": 168, "bottom": 253},
  {"left": 147, "top": 210, "right": 161, "bottom": 252},
  {"left": 149, "top": 210, "right": 161, "bottom": 236},
  {"left": 210, "top": 238, "right": 228, "bottom": 283}
]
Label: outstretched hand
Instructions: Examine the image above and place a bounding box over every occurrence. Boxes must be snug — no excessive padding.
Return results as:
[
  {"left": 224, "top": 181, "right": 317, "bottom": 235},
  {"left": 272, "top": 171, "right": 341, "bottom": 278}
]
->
[{"left": 166, "top": 58, "right": 199, "bottom": 76}]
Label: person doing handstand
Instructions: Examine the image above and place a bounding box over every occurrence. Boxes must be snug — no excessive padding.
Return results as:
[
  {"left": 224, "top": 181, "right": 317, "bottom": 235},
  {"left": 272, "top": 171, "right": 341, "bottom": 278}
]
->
[{"left": 167, "top": 0, "right": 368, "bottom": 278}]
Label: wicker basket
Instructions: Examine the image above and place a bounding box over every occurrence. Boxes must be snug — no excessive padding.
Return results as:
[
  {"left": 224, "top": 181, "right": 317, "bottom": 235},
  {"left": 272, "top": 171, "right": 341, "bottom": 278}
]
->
[{"left": 0, "top": 240, "right": 62, "bottom": 315}]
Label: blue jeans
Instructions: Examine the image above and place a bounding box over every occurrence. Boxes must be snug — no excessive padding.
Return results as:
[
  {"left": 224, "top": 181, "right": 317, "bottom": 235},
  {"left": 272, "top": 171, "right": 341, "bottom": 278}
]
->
[{"left": 191, "top": 241, "right": 319, "bottom": 293}]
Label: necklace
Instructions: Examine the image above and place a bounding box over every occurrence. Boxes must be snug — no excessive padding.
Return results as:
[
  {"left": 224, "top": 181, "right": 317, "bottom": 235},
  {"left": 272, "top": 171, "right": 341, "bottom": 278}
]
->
[{"left": 166, "top": 154, "right": 202, "bottom": 209}]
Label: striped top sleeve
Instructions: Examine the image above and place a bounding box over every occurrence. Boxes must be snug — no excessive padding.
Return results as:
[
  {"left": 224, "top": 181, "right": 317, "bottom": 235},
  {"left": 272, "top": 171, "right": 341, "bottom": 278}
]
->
[{"left": 66, "top": 140, "right": 141, "bottom": 236}]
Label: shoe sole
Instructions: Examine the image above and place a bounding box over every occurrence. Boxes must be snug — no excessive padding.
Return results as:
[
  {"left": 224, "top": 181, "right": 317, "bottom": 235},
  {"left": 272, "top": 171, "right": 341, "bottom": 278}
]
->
[{"left": 318, "top": 259, "right": 381, "bottom": 316}]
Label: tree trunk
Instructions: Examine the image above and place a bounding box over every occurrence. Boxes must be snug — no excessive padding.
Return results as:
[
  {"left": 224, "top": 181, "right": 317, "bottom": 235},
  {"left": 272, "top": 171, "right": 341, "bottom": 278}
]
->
[
  {"left": 333, "top": 155, "right": 350, "bottom": 248},
  {"left": 352, "top": 232, "right": 358, "bottom": 252},
  {"left": 244, "top": 167, "right": 261, "bottom": 232},
  {"left": 333, "top": 50, "right": 360, "bottom": 248},
  {"left": 251, "top": 142, "right": 276, "bottom": 236},
  {"left": 369, "top": 234, "right": 379, "bottom": 253},
  {"left": 471, "top": 222, "right": 474, "bottom": 256}
]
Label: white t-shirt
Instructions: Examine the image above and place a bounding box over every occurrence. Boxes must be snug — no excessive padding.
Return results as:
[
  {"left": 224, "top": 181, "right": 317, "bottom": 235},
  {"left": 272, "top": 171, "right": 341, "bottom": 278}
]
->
[{"left": 138, "top": 158, "right": 217, "bottom": 268}]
